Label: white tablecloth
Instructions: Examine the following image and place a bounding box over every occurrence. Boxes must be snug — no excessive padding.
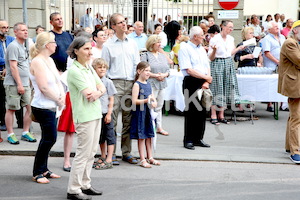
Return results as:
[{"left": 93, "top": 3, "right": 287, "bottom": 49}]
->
[
  {"left": 237, "top": 74, "right": 287, "bottom": 102},
  {"left": 164, "top": 72, "right": 288, "bottom": 112},
  {"left": 164, "top": 69, "right": 185, "bottom": 112}
]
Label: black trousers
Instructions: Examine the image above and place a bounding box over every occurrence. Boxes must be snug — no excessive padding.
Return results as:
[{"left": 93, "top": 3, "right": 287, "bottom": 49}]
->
[
  {"left": 183, "top": 76, "right": 207, "bottom": 144},
  {"left": 32, "top": 107, "right": 57, "bottom": 176},
  {"left": 0, "top": 79, "right": 24, "bottom": 127}
]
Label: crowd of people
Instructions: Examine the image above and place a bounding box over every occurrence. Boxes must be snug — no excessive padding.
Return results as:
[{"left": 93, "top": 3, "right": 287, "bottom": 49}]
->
[{"left": 0, "top": 9, "right": 300, "bottom": 199}]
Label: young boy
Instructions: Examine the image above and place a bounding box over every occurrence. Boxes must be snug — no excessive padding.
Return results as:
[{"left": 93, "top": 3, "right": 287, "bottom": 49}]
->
[{"left": 92, "top": 58, "right": 117, "bottom": 169}]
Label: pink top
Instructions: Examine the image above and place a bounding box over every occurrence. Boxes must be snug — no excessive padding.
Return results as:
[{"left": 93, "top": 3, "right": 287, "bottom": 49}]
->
[{"left": 281, "top": 27, "right": 291, "bottom": 38}]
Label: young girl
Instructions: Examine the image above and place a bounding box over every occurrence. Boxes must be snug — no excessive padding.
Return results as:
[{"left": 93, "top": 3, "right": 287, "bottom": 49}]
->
[{"left": 131, "top": 61, "right": 161, "bottom": 168}]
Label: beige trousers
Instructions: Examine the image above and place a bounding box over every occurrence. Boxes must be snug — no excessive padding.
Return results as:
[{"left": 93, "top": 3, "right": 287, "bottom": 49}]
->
[
  {"left": 67, "top": 119, "right": 101, "bottom": 194},
  {"left": 285, "top": 98, "right": 300, "bottom": 155},
  {"left": 112, "top": 79, "right": 133, "bottom": 157}
]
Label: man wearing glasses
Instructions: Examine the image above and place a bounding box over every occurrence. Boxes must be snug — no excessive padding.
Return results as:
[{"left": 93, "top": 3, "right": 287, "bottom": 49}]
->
[
  {"left": 102, "top": 13, "right": 140, "bottom": 165},
  {"left": 4, "top": 22, "right": 36, "bottom": 145}
]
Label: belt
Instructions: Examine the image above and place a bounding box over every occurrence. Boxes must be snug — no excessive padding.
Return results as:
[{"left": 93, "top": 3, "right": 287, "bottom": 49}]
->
[{"left": 111, "top": 79, "right": 133, "bottom": 82}]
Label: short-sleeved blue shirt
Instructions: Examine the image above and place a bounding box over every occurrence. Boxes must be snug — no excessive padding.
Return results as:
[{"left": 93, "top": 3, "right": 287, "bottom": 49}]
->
[{"left": 261, "top": 33, "right": 285, "bottom": 71}]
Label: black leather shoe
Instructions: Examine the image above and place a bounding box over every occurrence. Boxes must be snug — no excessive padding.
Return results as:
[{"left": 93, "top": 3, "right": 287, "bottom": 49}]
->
[
  {"left": 280, "top": 107, "right": 289, "bottom": 111},
  {"left": 67, "top": 193, "right": 92, "bottom": 200},
  {"left": 184, "top": 143, "right": 195, "bottom": 150},
  {"left": 82, "top": 187, "right": 102, "bottom": 196},
  {"left": 194, "top": 140, "right": 210, "bottom": 148},
  {"left": 266, "top": 106, "right": 274, "bottom": 112},
  {"left": 63, "top": 166, "right": 71, "bottom": 172}
]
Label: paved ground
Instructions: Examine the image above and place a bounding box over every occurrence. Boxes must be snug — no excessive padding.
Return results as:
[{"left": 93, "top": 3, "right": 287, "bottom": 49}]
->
[
  {"left": 1, "top": 102, "right": 298, "bottom": 199},
  {"left": 1, "top": 156, "right": 300, "bottom": 200},
  {"left": 0, "top": 102, "right": 292, "bottom": 164}
]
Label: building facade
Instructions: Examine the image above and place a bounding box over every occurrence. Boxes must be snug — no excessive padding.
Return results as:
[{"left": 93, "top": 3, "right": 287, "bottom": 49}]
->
[{"left": 0, "top": 0, "right": 299, "bottom": 38}]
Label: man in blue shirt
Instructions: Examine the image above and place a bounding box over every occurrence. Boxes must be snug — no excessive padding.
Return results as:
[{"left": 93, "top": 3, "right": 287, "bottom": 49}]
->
[
  {"left": 127, "top": 21, "right": 148, "bottom": 51},
  {"left": 80, "top": 8, "right": 93, "bottom": 29},
  {"left": 50, "top": 12, "right": 74, "bottom": 72},
  {"left": 261, "top": 21, "right": 286, "bottom": 112}
]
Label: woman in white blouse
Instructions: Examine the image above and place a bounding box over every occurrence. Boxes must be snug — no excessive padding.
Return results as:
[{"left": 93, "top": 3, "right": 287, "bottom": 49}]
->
[
  {"left": 154, "top": 24, "right": 167, "bottom": 49},
  {"left": 92, "top": 30, "right": 107, "bottom": 59},
  {"left": 208, "top": 20, "right": 244, "bottom": 125}
]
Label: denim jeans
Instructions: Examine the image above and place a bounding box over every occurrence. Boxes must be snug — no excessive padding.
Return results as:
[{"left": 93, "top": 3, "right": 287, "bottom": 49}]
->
[{"left": 32, "top": 106, "right": 57, "bottom": 176}]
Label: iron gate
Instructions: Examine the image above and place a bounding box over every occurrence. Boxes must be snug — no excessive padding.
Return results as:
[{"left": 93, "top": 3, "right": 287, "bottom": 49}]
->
[{"left": 72, "top": 0, "right": 213, "bottom": 32}]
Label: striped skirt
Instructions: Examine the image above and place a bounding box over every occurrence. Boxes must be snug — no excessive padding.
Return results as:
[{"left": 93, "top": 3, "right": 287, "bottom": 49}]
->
[{"left": 210, "top": 57, "right": 240, "bottom": 107}]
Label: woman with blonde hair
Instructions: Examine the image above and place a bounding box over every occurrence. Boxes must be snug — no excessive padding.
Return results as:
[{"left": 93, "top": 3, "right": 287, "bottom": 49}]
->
[
  {"left": 234, "top": 26, "right": 263, "bottom": 67},
  {"left": 141, "top": 35, "right": 170, "bottom": 136},
  {"left": 30, "top": 32, "right": 65, "bottom": 184}
]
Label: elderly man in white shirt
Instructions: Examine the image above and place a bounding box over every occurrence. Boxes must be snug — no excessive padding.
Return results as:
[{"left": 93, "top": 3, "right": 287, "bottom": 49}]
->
[
  {"left": 178, "top": 26, "right": 212, "bottom": 150},
  {"left": 101, "top": 13, "right": 140, "bottom": 165}
]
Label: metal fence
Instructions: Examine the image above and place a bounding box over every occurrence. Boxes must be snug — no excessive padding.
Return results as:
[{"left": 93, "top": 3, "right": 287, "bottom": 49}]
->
[
  {"left": 73, "top": 0, "right": 213, "bottom": 31},
  {"left": 0, "top": 0, "right": 213, "bottom": 33}
]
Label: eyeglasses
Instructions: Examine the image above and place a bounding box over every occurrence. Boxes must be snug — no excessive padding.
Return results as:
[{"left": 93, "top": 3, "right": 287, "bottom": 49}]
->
[
  {"left": 48, "top": 41, "right": 56, "bottom": 44},
  {"left": 1, "top": 26, "right": 9, "bottom": 29},
  {"left": 115, "top": 20, "right": 126, "bottom": 25}
]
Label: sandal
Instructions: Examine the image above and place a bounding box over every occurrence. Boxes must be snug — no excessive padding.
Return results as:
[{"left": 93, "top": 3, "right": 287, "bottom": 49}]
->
[
  {"left": 139, "top": 159, "right": 151, "bottom": 168},
  {"left": 210, "top": 118, "right": 220, "bottom": 125},
  {"left": 32, "top": 174, "right": 49, "bottom": 184},
  {"left": 148, "top": 157, "right": 160, "bottom": 166},
  {"left": 112, "top": 156, "right": 120, "bottom": 165},
  {"left": 122, "top": 155, "right": 138, "bottom": 164},
  {"left": 93, "top": 157, "right": 105, "bottom": 168},
  {"left": 43, "top": 171, "right": 61, "bottom": 179},
  {"left": 219, "top": 118, "right": 230, "bottom": 124},
  {"left": 95, "top": 161, "right": 113, "bottom": 170},
  {"left": 157, "top": 130, "right": 169, "bottom": 136}
]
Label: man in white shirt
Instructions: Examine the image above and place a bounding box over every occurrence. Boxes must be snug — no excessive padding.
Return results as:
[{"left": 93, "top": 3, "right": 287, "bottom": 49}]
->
[
  {"left": 147, "top": 14, "right": 158, "bottom": 34},
  {"left": 102, "top": 13, "right": 140, "bottom": 165},
  {"left": 178, "top": 26, "right": 212, "bottom": 150},
  {"left": 249, "top": 14, "right": 262, "bottom": 42},
  {"left": 280, "top": 14, "right": 286, "bottom": 27}
]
